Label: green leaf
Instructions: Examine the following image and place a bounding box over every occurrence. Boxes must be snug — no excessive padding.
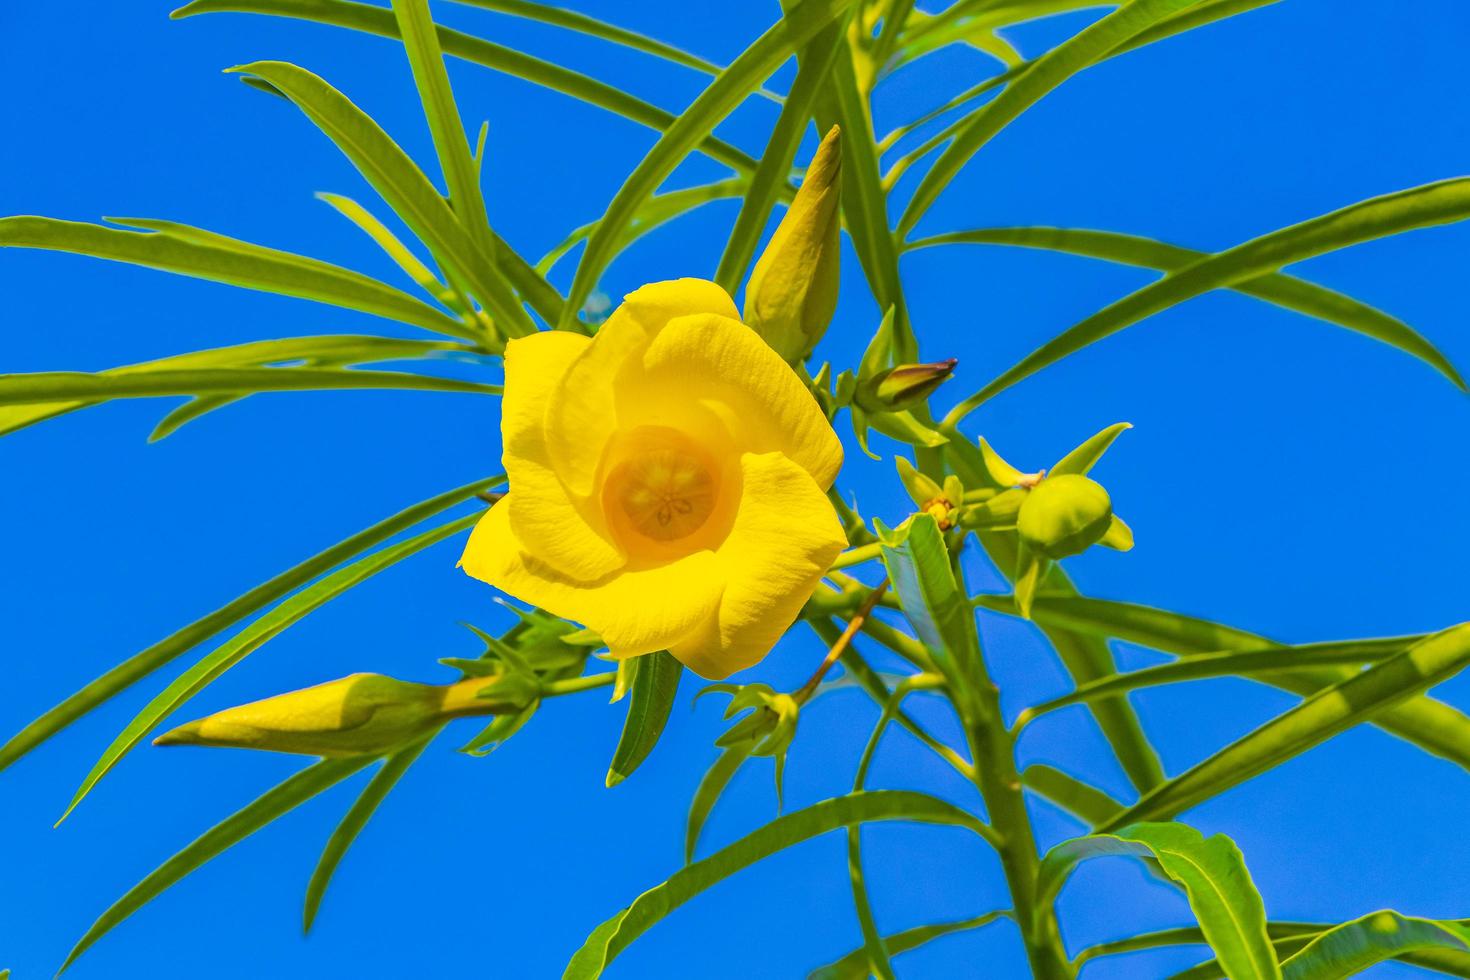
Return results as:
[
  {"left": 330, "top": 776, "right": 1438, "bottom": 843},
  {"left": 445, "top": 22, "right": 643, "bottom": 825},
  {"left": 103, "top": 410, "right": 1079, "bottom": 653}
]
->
[
  {"left": 1012, "top": 636, "right": 1413, "bottom": 729},
  {"left": 228, "top": 60, "right": 520, "bottom": 340},
  {"left": 1020, "top": 763, "right": 1126, "bottom": 827},
  {"left": 1279, "top": 911, "right": 1470, "bottom": 980},
  {"left": 317, "top": 192, "right": 463, "bottom": 309},
  {"left": 562, "top": 0, "right": 857, "bottom": 329},
  {"left": 684, "top": 743, "right": 755, "bottom": 862},
  {"left": 606, "top": 652, "right": 683, "bottom": 787},
  {"left": 0, "top": 333, "right": 469, "bottom": 438},
  {"left": 1037, "top": 822, "right": 1280, "bottom": 980},
  {"left": 304, "top": 737, "right": 432, "bottom": 932},
  {"left": 909, "top": 226, "right": 1463, "bottom": 392},
  {"left": 0, "top": 475, "right": 501, "bottom": 775},
  {"left": 563, "top": 790, "right": 993, "bottom": 979},
  {"left": 1051, "top": 422, "right": 1131, "bottom": 476},
  {"left": 953, "top": 178, "right": 1470, "bottom": 416},
  {"left": 390, "top": 0, "right": 536, "bottom": 337},
  {"left": 61, "top": 756, "right": 375, "bottom": 974},
  {"left": 58, "top": 511, "right": 484, "bottom": 824},
  {"left": 713, "top": 23, "right": 844, "bottom": 294},
  {"left": 876, "top": 514, "right": 978, "bottom": 679},
  {"left": 897, "top": 0, "right": 1198, "bottom": 238},
  {"left": 171, "top": 1, "right": 763, "bottom": 178},
  {"left": 0, "top": 366, "right": 498, "bottom": 408},
  {"left": 0, "top": 216, "right": 471, "bottom": 339},
  {"left": 451, "top": 0, "right": 782, "bottom": 102},
  {"left": 807, "top": 911, "right": 1011, "bottom": 980},
  {"left": 994, "top": 594, "right": 1470, "bottom": 777},
  {"left": 1100, "top": 623, "right": 1470, "bottom": 830}
]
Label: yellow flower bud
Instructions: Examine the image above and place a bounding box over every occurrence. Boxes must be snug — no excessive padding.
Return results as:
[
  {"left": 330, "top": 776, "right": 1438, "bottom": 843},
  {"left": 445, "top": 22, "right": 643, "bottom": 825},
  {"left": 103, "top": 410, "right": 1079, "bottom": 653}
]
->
[
  {"left": 1016, "top": 474, "right": 1113, "bottom": 560},
  {"left": 153, "top": 672, "right": 524, "bottom": 757},
  {"left": 743, "top": 125, "right": 842, "bottom": 362}
]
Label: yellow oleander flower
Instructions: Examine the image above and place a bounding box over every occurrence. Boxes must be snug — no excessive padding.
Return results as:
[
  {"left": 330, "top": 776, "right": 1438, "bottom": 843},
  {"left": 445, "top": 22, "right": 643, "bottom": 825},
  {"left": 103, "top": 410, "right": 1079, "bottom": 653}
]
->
[{"left": 461, "top": 279, "right": 846, "bottom": 680}]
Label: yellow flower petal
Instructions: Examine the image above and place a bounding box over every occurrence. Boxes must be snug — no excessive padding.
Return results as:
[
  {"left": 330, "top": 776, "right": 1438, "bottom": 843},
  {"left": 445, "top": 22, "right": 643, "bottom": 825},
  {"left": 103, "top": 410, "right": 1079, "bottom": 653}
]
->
[
  {"left": 544, "top": 279, "right": 740, "bottom": 498},
  {"left": 461, "top": 497, "right": 724, "bottom": 658},
  {"left": 669, "top": 452, "right": 846, "bottom": 679},
  {"left": 641, "top": 313, "right": 844, "bottom": 490},
  {"left": 500, "top": 331, "right": 626, "bottom": 581}
]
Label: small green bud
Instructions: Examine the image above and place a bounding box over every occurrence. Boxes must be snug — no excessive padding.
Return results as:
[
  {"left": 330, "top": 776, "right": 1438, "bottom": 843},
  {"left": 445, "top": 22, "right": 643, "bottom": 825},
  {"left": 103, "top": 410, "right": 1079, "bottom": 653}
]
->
[
  {"left": 1016, "top": 474, "right": 1113, "bottom": 560},
  {"left": 856, "top": 358, "right": 958, "bottom": 412},
  {"left": 744, "top": 125, "right": 841, "bottom": 362}
]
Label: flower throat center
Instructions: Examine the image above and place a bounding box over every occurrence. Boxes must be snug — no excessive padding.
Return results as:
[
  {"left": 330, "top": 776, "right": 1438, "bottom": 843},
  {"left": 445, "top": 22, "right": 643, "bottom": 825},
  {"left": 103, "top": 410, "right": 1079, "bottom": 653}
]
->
[{"left": 607, "top": 448, "right": 717, "bottom": 543}]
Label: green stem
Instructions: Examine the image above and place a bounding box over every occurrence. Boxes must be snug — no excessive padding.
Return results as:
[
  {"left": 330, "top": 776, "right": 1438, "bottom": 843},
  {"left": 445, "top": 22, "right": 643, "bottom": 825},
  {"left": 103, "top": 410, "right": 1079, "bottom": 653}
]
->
[
  {"left": 540, "top": 672, "right": 617, "bottom": 698},
  {"left": 830, "top": 541, "right": 884, "bottom": 570}
]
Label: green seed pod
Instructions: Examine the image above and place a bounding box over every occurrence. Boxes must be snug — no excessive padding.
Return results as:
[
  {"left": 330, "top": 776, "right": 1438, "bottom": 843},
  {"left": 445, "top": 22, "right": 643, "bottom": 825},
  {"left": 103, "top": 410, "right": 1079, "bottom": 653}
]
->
[
  {"left": 744, "top": 126, "right": 841, "bottom": 362},
  {"left": 1016, "top": 474, "right": 1113, "bottom": 560}
]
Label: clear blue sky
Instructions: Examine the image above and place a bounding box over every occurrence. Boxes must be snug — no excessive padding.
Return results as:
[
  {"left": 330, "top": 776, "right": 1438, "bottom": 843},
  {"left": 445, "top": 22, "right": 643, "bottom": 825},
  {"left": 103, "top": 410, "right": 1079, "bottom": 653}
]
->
[{"left": 3, "top": 2, "right": 1469, "bottom": 977}]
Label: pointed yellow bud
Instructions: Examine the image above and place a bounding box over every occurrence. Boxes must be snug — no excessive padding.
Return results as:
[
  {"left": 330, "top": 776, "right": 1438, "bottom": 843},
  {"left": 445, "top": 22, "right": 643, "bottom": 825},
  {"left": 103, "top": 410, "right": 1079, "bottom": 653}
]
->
[
  {"left": 153, "top": 672, "right": 526, "bottom": 757},
  {"left": 744, "top": 125, "right": 842, "bottom": 362},
  {"left": 857, "top": 358, "right": 958, "bottom": 412}
]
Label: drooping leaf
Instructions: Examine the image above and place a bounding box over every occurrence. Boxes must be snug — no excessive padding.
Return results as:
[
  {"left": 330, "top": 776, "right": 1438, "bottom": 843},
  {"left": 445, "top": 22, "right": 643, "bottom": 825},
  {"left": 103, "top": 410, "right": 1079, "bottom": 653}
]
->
[
  {"left": 1099, "top": 623, "right": 1470, "bottom": 830},
  {"left": 172, "top": 1, "right": 763, "bottom": 175},
  {"left": 304, "top": 737, "right": 432, "bottom": 932},
  {"left": 563, "top": 790, "right": 992, "bottom": 978},
  {"left": 952, "top": 178, "right": 1470, "bottom": 416},
  {"left": 1279, "top": 911, "right": 1470, "bottom": 980},
  {"left": 61, "top": 756, "right": 375, "bottom": 974},
  {"left": 0, "top": 475, "right": 502, "bottom": 775},
  {"left": 606, "top": 651, "right": 683, "bottom": 787},
  {"left": 0, "top": 216, "right": 471, "bottom": 339},
  {"left": 1037, "top": 822, "right": 1280, "bottom": 980},
  {"left": 561, "top": 0, "right": 858, "bottom": 329},
  {"left": 909, "top": 226, "right": 1463, "bottom": 391},
  {"left": 58, "top": 511, "right": 484, "bottom": 823}
]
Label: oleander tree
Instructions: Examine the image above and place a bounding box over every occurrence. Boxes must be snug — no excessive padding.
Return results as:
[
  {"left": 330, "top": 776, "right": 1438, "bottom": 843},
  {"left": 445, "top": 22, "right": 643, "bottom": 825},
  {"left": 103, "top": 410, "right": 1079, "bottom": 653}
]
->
[{"left": 3, "top": 1, "right": 1469, "bottom": 978}]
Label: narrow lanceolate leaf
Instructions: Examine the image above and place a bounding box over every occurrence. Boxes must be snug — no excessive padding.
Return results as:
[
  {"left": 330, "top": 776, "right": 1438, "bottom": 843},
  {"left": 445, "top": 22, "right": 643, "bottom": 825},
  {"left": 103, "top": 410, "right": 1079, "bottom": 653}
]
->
[
  {"left": 807, "top": 911, "right": 1012, "bottom": 980},
  {"left": 230, "top": 60, "right": 520, "bottom": 338},
  {"left": 897, "top": 0, "right": 1198, "bottom": 237},
  {"left": 563, "top": 790, "right": 992, "bottom": 979},
  {"left": 1020, "top": 764, "right": 1125, "bottom": 827},
  {"left": 909, "top": 226, "right": 1462, "bottom": 391},
  {"left": 606, "top": 652, "right": 682, "bottom": 787},
  {"left": 988, "top": 593, "right": 1470, "bottom": 775},
  {"left": 1100, "top": 623, "right": 1470, "bottom": 830},
  {"left": 0, "top": 367, "right": 498, "bottom": 408},
  {"left": 59, "top": 511, "right": 483, "bottom": 823},
  {"left": 713, "top": 21, "right": 844, "bottom": 293},
  {"left": 390, "top": 0, "right": 539, "bottom": 337},
  {"left": 685, "top": 743, "right": 754, "bottom": 862},
  {"left": 61, "top": 756, "right": 374, "bottom": 974},
  {"left": 0, "top": 334, "right": 470, "bottom": 438},
  {"left": 1278, "top": 911, "right": 1470, "bottom": 980},
  {"left": 0, "top": 216, "right": 469, "bottom": 338},
  {"left": 954, "top": 178, "right": 1470, "bottom": 416},
  {"left": 304, "top": 736, "right": 432, "bottom": 932},
  {"left": 562, "top": 0, "right": 857, "bottom": 329},
  {"left": 173, "top": 0, "right": 762, "bottom": 177},
  {"left": 0, "top": 476, "right": 501, "bottom": 775},
  {"left": 1051, "top": 422, "right": 1131, "bottom": 476},
  {"left": 876, "top": 514, "right": 978, "bottom": 679},
  {"left": 1037, "top": 822, "right": 1280, "bottom": 980},
  {"left": 317, "top": 192, "right": 461, "bottom": 307},
  {"left": 1012, "top": 636, "right": 1413, "bottom": 728}
]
